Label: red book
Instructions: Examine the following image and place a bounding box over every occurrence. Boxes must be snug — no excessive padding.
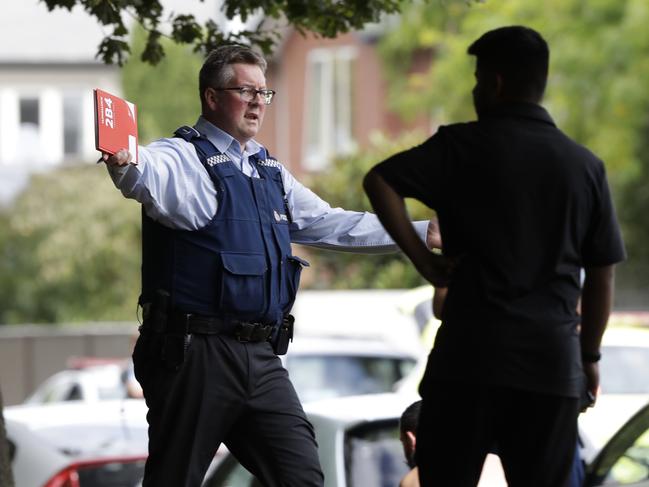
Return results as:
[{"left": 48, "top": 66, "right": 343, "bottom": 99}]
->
[{"left": 94, "top": 88, "right": 139, "bottom": 164}]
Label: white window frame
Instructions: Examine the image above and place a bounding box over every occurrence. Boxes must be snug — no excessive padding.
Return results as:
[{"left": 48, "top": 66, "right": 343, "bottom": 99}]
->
[{"left": 302, "top": 46, "right": 357, "bottom": 171}]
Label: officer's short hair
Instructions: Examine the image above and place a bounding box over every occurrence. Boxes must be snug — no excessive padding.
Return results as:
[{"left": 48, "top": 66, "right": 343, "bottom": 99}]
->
[
  {"left": 199, "top": 45, "right": 267, "bottom": 105},
  {"left": 468, "top": 25, "right": 549, "bottom": 102},
  {"left": 400, "top": 400, "right": 422, "bottom": 435}
]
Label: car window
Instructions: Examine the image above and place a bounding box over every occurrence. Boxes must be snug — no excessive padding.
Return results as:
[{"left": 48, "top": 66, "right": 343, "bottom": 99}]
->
[
  {"left": 600, "top": 347, "right": 649, "bottom": 394},
  {"left": 64, "top": 383, "right": 83, "bottom": 401},
  {"left": 344, "top": 419, "right": 409, "bottom": 487},
  {"left": 285, "top": 356, "right": 416, "bottom": 403}
]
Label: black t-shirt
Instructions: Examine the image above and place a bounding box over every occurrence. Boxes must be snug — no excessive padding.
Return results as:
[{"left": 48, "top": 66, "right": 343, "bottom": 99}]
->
[{"left": 375, "top": 102, "right": 626, "bottom": 397}]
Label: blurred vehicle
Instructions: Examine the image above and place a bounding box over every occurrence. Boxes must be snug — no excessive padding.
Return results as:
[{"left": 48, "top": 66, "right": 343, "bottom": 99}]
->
[
  {"left": 203, "top": 393, "right": 418, "bottom": 487},
  {"left": 5, "top": 399, "right": 148, "bottom": 487},
  {"left": 579, "top": 326, "right": 649, "bottom": 459},
  {"left": 203, "top": 392, "right": 649, "bottom": 487},
  {"left": 585, "top": 400, "right": 649, "bottom": 486},
  {"left": 25, "top": 336, "right": 417, "bottom": 407},
  {"left": 282, "top": 336, "right": 418, "bottom": 403},
  {"left": 23, "top": 360, "right": 137, "bottom": 405},
  {"left": 202, "top": 392, "right": 508, "bottom": 487}
]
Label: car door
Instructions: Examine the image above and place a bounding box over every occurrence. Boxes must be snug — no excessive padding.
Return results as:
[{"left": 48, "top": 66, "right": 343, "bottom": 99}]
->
[{"left": 585, "top": 401, "right": 649, "bottom": 486}]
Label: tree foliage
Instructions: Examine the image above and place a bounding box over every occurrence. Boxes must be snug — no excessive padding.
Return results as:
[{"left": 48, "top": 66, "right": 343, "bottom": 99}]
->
[
  {"left": 0, "top": 165, "right": 141, "bottom": 324},
  {"left": 302, "top": 132, "right": 434, "bottom": 289},
  {"left": 122, "top": 26, "right": 203, "bottom": 143},
  {"left": 378, "top": 0, "right": 649, "bottom": 295},
  {"left": 40, "top": 0, "right": 406, "bottom": 65}
]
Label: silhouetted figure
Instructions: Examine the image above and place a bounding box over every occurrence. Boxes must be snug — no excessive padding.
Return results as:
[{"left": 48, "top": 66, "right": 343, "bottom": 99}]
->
[{"left": 364, "top": 25, "right": 625, "bottom": 487}]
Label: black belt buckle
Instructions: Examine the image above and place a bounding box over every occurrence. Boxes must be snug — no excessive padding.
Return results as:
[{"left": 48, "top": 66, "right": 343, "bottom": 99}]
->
[
  {"left": 235, "top": 322, "right": 253, "bottom": 342},
  {"left": 235, "top": 322, "right": 272, "bottom": 343}
]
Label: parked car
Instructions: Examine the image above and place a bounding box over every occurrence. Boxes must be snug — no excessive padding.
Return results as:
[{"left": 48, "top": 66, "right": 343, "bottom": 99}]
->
[
  {"left": 203, "top": 392, "right": 418, "bottom": 487},
  {"left": 24, "top": 357, "right": 138, "bottom": 405},
  {"left": 579, "top": 326, "right": 649, "bottom": 458},
  {"left": 203, "top": 391, "right": 649, "bottom": 487},
  {"left": 584, "top": 399, "right": 649, "bottom": 486},
  {"left": 24, "top": 336, "right": 417, "bottom": 407},
  {"left": 202, "top": 392, "right": 508, "bottom": 487},
  {"left": 5, "top": 399, "right": 148, "bottom": 487}
]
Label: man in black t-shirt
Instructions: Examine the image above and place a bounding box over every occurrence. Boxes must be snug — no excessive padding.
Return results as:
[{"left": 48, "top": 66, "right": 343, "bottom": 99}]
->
[{"left": 364, "top": 26, "right": 625, "bottom": 487}]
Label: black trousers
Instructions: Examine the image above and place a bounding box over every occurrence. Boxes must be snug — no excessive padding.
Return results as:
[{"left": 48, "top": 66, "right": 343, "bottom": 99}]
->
[
  {"left": 416, "top": 381, "right": 580, "bottom": 487},
  {"left": 133, "top": 332, "right": 324, "bottom": 487}
]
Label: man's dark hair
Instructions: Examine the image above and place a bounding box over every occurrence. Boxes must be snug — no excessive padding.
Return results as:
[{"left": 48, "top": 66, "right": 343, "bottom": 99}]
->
[
  {"left": 468, "top": 25, "right": 549, "bottom": 102},
  {"left": 400, "top": 400, "right": 422, "bottom": 435},
  {"left": 199, "top": 45, "right": 267, "bottom": 107}
]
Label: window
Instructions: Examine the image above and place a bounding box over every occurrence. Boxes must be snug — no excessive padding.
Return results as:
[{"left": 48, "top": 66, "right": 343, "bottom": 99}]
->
[
  {"left": 303, "top": 47, "right": 356, "bottom": 171},
  {"left": 17, "top": 96, "right": 42, "bottom": 163},
  {"left": 20, "top": 98, "right": 39, "bottom": 126},
  {"left": 345, "top": 419, "right": 409, "bottom": 487},
  {"left": 63, "top": 94, "right": 83, "bottom": 156}
]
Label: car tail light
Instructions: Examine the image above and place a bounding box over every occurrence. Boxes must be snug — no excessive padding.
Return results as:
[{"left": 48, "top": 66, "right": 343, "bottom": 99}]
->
[
  {"left": 43, "top": 467, "right": 80, "bottom": 487},
  {"left": 43, "top": 456, "right": 146, "bottom": 487}
]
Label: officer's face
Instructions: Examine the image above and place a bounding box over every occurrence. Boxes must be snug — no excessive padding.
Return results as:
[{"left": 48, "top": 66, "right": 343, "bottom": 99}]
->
[{"left": 207, "top": 63, "right": 267, "bottom": 147}]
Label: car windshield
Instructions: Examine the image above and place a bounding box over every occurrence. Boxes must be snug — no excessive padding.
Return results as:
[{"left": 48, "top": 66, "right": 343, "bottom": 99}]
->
[
  {"left": 285, "top": 355, "right": 416, "bottom": 403},
  {"left": 344, "top": 419, "right": 409, "bottom": 487},
  {"left": 600, "top": 346, "right": 649, "bottom": 394}
]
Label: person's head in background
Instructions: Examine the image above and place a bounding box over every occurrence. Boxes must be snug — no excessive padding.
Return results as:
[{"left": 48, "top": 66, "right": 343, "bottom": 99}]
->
[
  {"left": 468, "top": 25, "right": 549, "bottom": 116},
  {"left": 400, "top": 400, "right": 422, "bottom": 469}
]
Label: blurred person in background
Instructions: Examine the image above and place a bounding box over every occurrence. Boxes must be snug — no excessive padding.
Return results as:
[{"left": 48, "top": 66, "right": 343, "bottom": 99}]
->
[{"left": 399, "top": 400, "right": 422, "bottom": 487}]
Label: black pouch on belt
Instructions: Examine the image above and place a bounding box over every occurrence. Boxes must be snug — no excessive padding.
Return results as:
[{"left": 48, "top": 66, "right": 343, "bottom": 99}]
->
[{"left": 272, "top": 314, "right": 294, "bottom": 355}]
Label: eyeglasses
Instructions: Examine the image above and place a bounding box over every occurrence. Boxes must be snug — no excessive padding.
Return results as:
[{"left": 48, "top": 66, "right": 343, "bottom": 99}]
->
[{"left": 214, "top": 86, "right": 276, "bottom": 105}]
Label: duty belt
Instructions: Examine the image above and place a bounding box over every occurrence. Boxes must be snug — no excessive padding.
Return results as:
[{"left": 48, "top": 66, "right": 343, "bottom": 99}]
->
[{"left": 141, "top": 307, "right": 274, "bottom": 343}]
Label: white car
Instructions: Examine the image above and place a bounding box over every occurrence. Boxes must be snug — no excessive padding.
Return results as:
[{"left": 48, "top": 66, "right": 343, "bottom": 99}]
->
[
  {"left": 203, "top": 392, "right": 420, "bottom": 487},
  {"left": 24, "top": 336, "right": 417, "bottom": 407},
  {"left": 202, "top": 392, "right": 506, "bottom": 487},
  {"left": 579, "top": 326, "right": 649, "bottom": 458},
  {"left": 202, "top": 392, "right": 649, "bottom": 487},
  {"left": 584, "top": 399, "right": 649, "bottom": 486},
  {"left": 24, "top": 361, "right": 136, "bottom": 404},
  {"left": 5, "top": 399, "right": 148, "bottom": 487}
]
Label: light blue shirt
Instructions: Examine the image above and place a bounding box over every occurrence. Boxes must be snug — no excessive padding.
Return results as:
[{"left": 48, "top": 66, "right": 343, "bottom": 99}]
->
[{"left": 108, "top": 117, "right": 428, "bottom": 253}]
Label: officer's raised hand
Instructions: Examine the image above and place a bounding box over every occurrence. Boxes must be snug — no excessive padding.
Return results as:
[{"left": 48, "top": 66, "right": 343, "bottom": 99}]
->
[{"left": 101, "top": 149, "right": 132, "bottom": 166}]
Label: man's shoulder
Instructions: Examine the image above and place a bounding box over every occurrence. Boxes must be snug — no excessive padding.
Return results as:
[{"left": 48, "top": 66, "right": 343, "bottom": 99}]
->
[{"left": 550, "top": 129, "right": 606, "bottom": 173}]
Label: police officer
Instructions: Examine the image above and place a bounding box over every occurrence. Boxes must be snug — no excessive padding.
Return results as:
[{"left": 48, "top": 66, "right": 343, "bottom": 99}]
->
[{"left": 102, "top": 45, "right": 434, "bottom": 487}]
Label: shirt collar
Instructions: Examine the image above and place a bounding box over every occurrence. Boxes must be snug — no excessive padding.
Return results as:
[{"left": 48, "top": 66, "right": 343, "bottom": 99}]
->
[
  {"left": 478, "top": 102, "right": 556, "bottom": 127},
  {"left": 194, "top": 116, "right": 264, "bottom": 158}
]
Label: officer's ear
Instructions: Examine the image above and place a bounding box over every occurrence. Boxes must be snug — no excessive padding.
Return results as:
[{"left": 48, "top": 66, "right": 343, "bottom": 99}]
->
[{"left": 204, "top": 87, "right": 220, "bottom": 111}]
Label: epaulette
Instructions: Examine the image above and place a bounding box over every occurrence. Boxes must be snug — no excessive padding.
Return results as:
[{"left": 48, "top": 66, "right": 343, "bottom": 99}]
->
[
  {"left": 256, "top": 157, "right": 281, "bottom": 169},
  {"left": 206, "top": 154, "right": 231, "bottom": 166},
  {"left": 173, "top": 126, "right": 201, "bottom": 141}
]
